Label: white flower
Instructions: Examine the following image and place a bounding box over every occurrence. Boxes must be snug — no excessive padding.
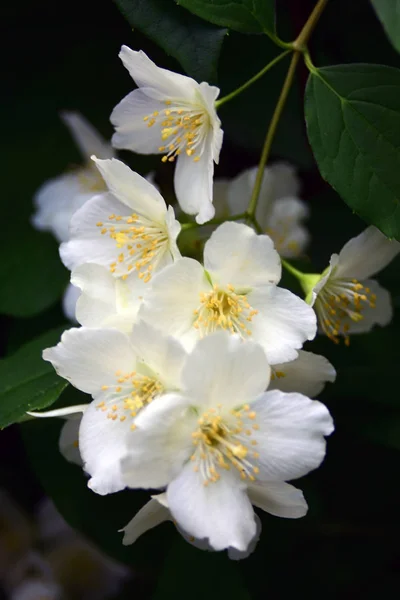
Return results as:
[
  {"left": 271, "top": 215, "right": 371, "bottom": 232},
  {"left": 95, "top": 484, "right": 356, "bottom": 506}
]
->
[
  {"left": 71, "top": 263, "right": 147, "bottom": 332},
  {"left": 269, "top": 350, "right": 336, "bottom": 398},
  {"left": 139, "top": 221, "right": 316, "bottom": 364},
  {"left": 42, "top": 321, "right": 187, "bottom": 495},
  {"left": 32, "top": 112, "right": 114, "bottom": 244},
  {"left": 213, "top": 164, "right": 309, "bottom": 258},
  {"left": 62, "top": 283, "right": 81, "bottom": 323},
  {"left": 306, "top": 226, "right": 400, "bottom": 345},
  {"left": 121, "top": 332, "right": 334, "bottom": 553},
  {"left": 121, "top": 492, "right": 264, "bottom": 560},
  {"left": 60, "top": 158, "right": 181, "bottom": 282},
  {"left": 111, "top": 46, "right": 223, "bottom": 224}
]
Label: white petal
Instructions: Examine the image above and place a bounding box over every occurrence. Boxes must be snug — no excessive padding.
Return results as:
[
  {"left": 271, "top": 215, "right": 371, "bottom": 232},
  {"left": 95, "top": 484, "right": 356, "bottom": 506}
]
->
[
  {"left": 93, "top": 158, "right": 166, "bottom": 221},
  {"left": 79, "top": 398, "right": 134, "bottom": 495},
  {"left": 174, "top": 139, "right": 215, "bottom": 224},
  {"left": 138, "top": 258, "right": 209, "bottom": 347},
  {"left": 263, "top": 162, "right": 300, "bottom": 200},
  {"left": 165, "top": 205, "right": 182, "bottom": 261},
  {"left": 270, "top": 351, "right": 336, "bottom": 398},
  {"left": 122, "top": 393, "right": 195, "bottom": 489},
  {"left": 343, "top": 279, "right": 393, "bottom": 334},
  {"left": 121, "top": 495, "right": 171, "bottom": 545},
  {"left": 311, "top": 255, "right": 339, "bottom": 305},
  {"left": 130, "top": 321, "right": 187, "bottom": 389},
  {"left": 111, "top": 90, "right": 169, "bottom": 153},
  {"left": 59, "top": 416, "right": 83, "bottom": 466},
  {"left": 181, "top": 331, "right": 270, "bottom": 409},
  {"left": 204, "top": 222, "right": 281, "bottom": 288},
  {"left": 249, "top": 286, "right": 317, "bottom": 364},
  {"left": 62, "top": 283, "right": 80, "bottom": 323},
  {"left": 336, "top": 226, "right": 400, "bottom": 280},
  {"left": 227, "top": 513, "right": 261, "bottom": 560},
  {"left": 32, "top": 173, "right": 93, "bottom": 243},
  {"left": 167, "top": 462, "right": 257, "bottom": 552},
  {"left": 118, "top": 46, "right": 200, "bottom": 100},
  {"left": 226, "top": 163, "right": 300, "bottom": 227},
  {"left": 60, "top": 111, "right": 114, "bottom": 161},
  {"left": 43, "top": 327, "right": 136, "bottom": 395},
  {"left": 27, "top": 405, "right": 88, "bottom": 418},
  {"left": 265, "top": 197, "right": 310, "bottom": 258},
  {"left": 248, "top": 481, "right": 308, "bottom": 519},
  {"left": 250, "top": 390, "right": 334, "bottom": 481},
  {"left": 59, "top": 192, "right": 129, "bottom": 271},
  {"left": 72, "top": 264, "right": 144, "bottom": 331}
]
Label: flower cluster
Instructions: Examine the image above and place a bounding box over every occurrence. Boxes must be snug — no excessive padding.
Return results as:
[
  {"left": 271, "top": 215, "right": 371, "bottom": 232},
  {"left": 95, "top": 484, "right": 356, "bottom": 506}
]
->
[{"left": 31, "top": 47, "right": 399, "bottom": 558}]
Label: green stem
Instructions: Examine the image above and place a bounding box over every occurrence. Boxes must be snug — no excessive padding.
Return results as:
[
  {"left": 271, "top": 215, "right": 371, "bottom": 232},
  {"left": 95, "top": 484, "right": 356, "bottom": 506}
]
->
[
  {"left": 247, "top": 51, "right": 301, "bottom": 218},
  {"left": 215, "top": 50, "right": 291, "bottom": 109},
  {"left": 293, "top": 0, "right": 329, "bottom": 51},
  {"left": 281, "top": 259, "right": 306, "bottom": 280}
]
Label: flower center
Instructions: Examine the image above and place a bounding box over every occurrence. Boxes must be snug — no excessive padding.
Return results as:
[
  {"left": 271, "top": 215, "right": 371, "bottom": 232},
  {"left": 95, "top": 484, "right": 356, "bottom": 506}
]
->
[
  {"left": 96, "top": 369, "right": 164, "bottom": 429},
  {"left": 96, "top": 213, "right": 169, "bottom": 281},
  {"left": 316, "top": 278, "right": 376, "bottom": 345},
  {"left": 191, "top": 405, "right": 260, "bottom": 486},
  {"left": 193, "top": 284, "right": 258, "bottom": 337},
  {"left": 143, "top": 100, "right": 207, "bottom": 163}
]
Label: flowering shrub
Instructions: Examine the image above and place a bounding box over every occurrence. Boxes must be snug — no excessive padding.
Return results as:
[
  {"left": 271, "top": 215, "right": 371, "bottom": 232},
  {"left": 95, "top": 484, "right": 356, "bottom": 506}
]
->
[{"left": 2, "top": 0, "right": 400, "bottom": 596}]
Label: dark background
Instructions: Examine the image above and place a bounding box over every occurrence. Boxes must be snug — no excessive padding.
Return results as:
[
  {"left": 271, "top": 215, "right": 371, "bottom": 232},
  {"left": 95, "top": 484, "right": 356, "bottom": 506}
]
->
[{"left": 1, "top": 0, "right": 400, "bottom": 597}]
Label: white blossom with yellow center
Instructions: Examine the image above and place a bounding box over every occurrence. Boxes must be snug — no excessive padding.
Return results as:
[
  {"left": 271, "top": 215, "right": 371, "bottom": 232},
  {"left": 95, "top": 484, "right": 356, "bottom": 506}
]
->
[
  {"left": 31, "top": 112, "right": 115, "bottom": 323},
  {"left": 71, "top": 263, "right": 148, "bottom": 333},
  {"left": 42, "top": 321, "right": 187, "bottom": 495},
  {"left": 210, "top": 163, "right": 309, "bottom": 258},
  {"left": 32, "top": 112, "right": 114, "bottom": 244},
  {"left": 110, "top": 46, "right": 223, "bottom": 224},
  {"left": 60, "top": 158, "right": 181, "bottom": 282},
  {"left": 305, "top": 226, "right": 400, "bottom": 345},
  {"left": 121, "top": 332, "right": 333, "bottom": 554},
  {"left": 139, "top": 222, "right": 317, "bottom": 365}
]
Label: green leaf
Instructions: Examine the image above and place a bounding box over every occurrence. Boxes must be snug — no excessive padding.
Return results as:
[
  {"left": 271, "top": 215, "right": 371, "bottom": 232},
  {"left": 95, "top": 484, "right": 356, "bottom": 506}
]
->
[
  {"left": 305, "top": 63, "right": 400, "bottom": 240},
  {"left": 371, "top": 0, "right": 400, "bottom": 54},
  {"left": 21, "top": 416, "right": 173, "bottom": 568},
  {"left": 177, "top": 0, "right": 275, "bottom": 34},
  {"left": 0, "top": 327, "right": 68, "bottom": 429},
  {"left": 153, "top": 537, "right": 251, "bottom": 600},
  {"left": 0, "top": 227, "right": 69, "bottom": 317},
  {"left": 113, "top": 0, "right": 227, "bottom": 83}
]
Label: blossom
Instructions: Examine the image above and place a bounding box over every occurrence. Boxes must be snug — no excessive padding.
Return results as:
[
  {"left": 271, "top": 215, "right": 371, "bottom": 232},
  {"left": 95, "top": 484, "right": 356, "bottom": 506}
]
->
[
  {"left": 60, "top": 158, "right": 181, "bottom": 282},
  {"left": 304, "top": 226, "right": 400, "bottom": 345},
  {"left": 110, "top": 46, "right": 223, "bottom": 224},
  {"left": 213, "top": 163, "right": 309, "bottom": 258},
  {"left": 121, "top": 492, "right": 264, "bottom": 559},
  {"left": 121, "top": 332, "right": 334, "bottom": 553},
  {"left": 139, "top": 221, "right": 316, "bottom": 364},
  {"left": 269, "top": 350, "right": 336, "bottom": 398},
  {"left": 32, "top": 112, "right": 114, "bottom": 244},
  {"left": 71, "top": 263, "right": 147, "bottom": 332},
  {"left": 42, "top": 321, "right": 187, "bottom": 495}
]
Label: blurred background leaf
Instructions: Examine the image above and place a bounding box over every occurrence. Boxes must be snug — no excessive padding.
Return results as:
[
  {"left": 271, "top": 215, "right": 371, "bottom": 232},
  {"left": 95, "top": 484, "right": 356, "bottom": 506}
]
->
[
  {"left": 113, "top": 0, "right": 227, "bottom": 83},
  {"left": 370, "top": 0, "right": 400, "bottom": 54},
  {"left": 177, "top": 0, "right": 275, "bottom": 34}
]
